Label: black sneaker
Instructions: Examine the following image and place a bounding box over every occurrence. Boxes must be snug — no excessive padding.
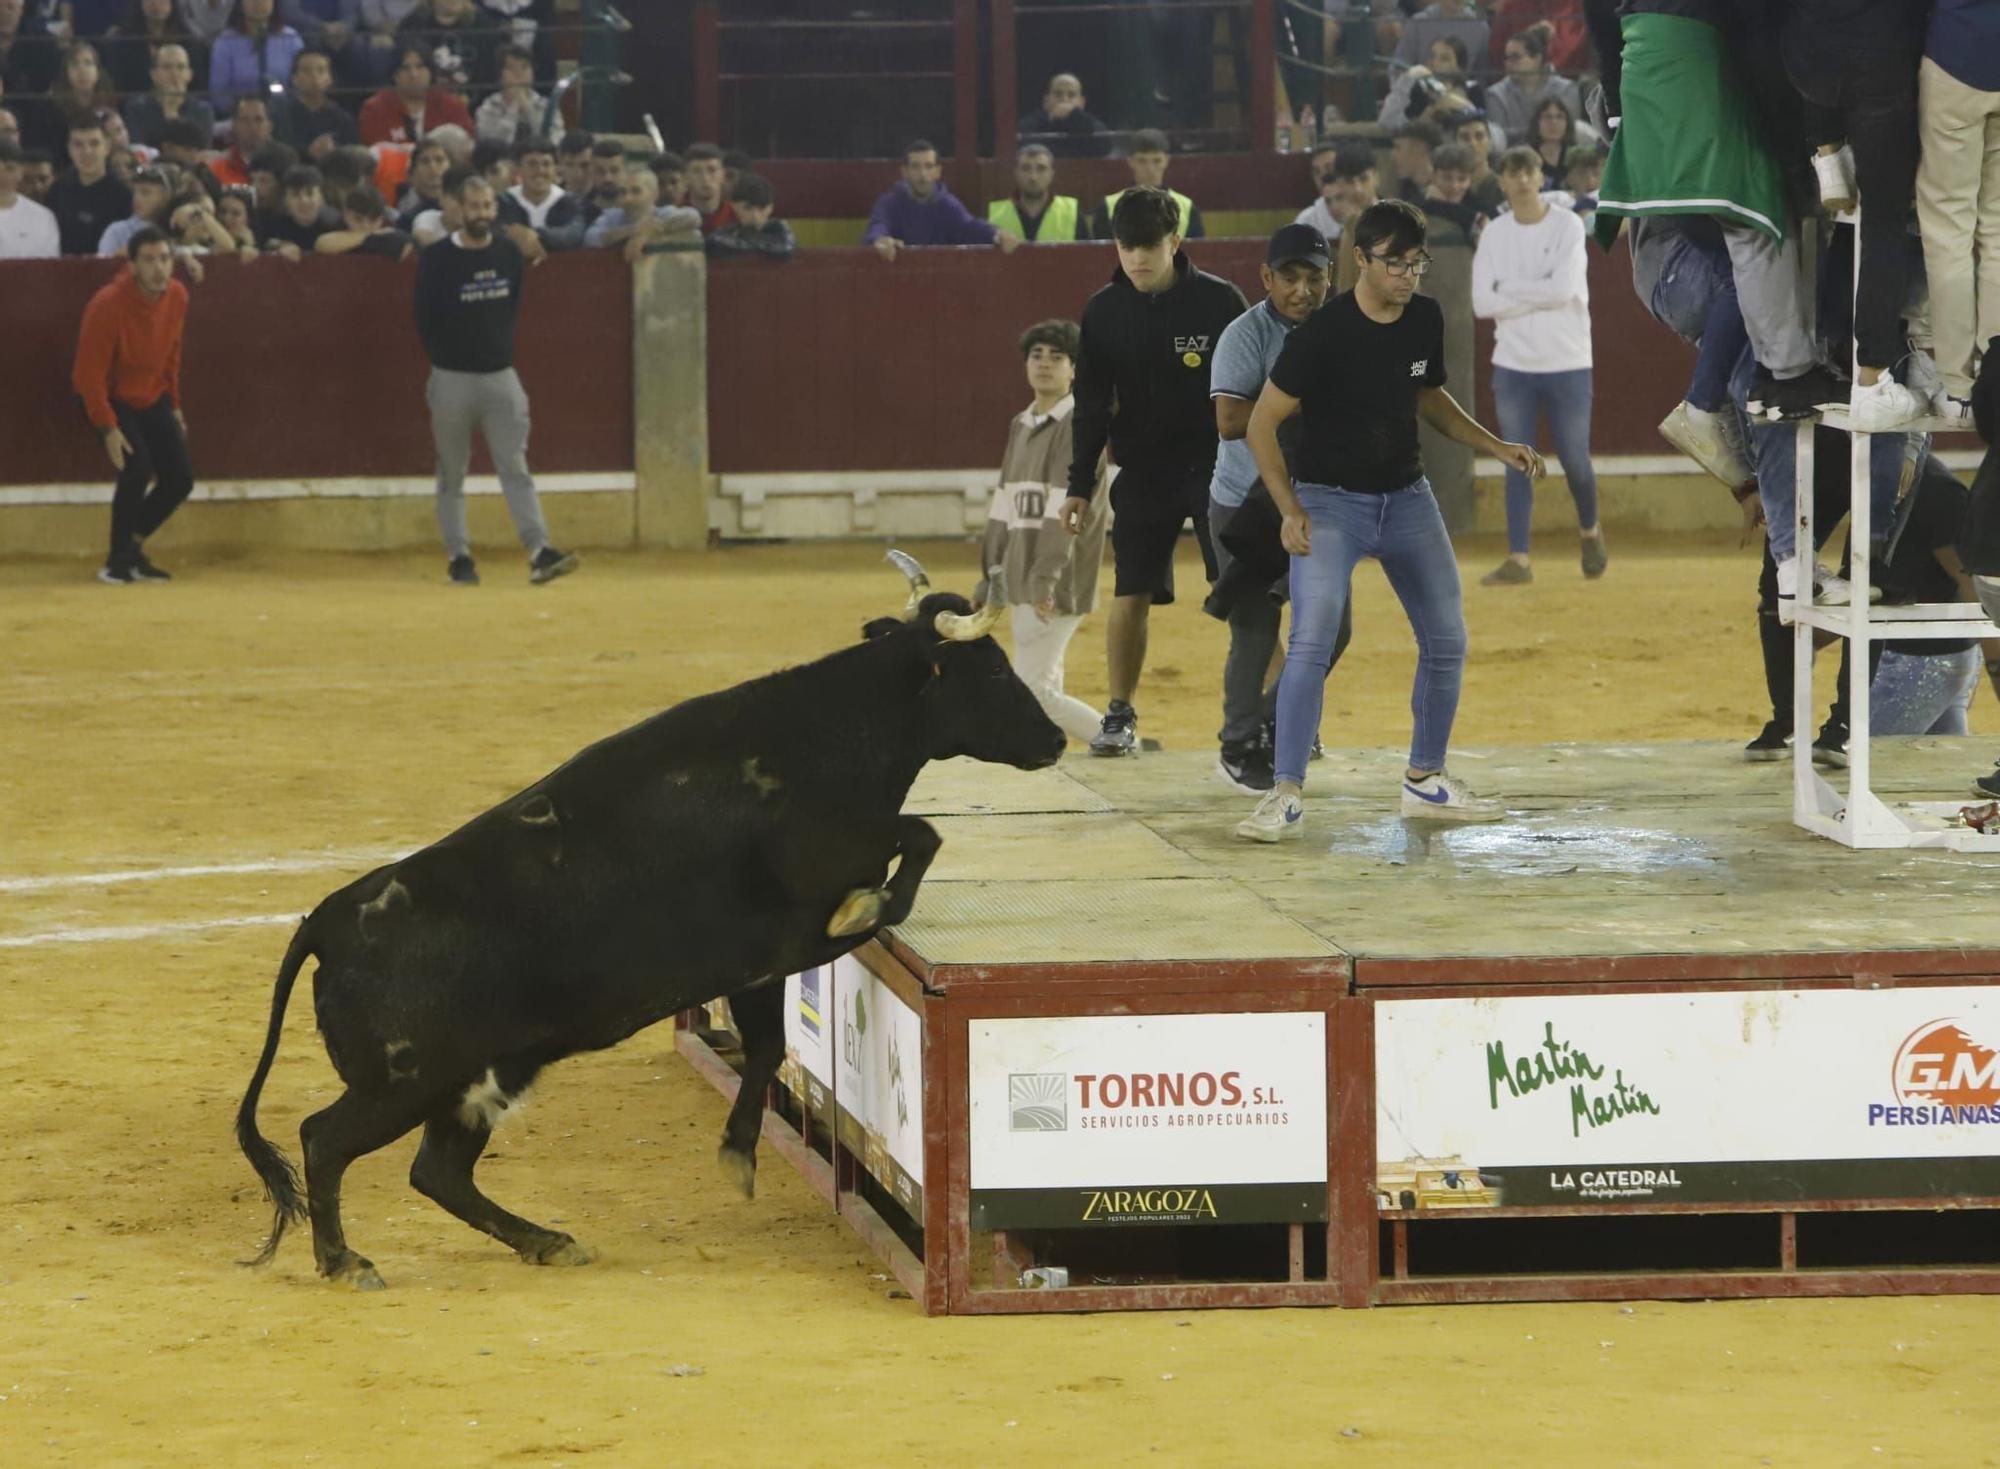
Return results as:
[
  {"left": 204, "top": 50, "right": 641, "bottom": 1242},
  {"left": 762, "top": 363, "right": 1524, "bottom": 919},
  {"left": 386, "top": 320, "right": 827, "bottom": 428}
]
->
[
  {"left": 130, "top": 548, "right": 171, "bottom": 581},
  {"left": 1089, "top": 700, "right": 1138, "bottom": 757},
  {"left": 529, "top": 546, "right": 578, "bottom": 584},
  {"left": 1812, "top": 724, "right": 1849, "bottom": 769},
  {"left": 1747, "top": 364, "right": 1844, "bottom": 422},
  {"left": 1974, "top": 770, "right": 2000, "bottom": 800},
  {"left": 1480, "top": 558, "right": 1533, "bottom": 586},
  {"left": 1744, "top": 721, "right": 1791, "bottom": 762},
  {"left": 447, "top": 554, "right": 480, "bottom": 586},
  {"left": 97, "top": 557, "right": 136, "bottom": 585},
  {"left": 1217, "top": 740, "right": 1275, "bottom": 794}
]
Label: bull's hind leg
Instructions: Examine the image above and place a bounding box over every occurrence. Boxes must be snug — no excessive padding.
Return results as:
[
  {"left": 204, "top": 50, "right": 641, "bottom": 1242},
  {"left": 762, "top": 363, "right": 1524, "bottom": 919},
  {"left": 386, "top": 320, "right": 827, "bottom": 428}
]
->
[
  {"left": 300, "top": 1087, "right": 435, "bottom": 1290},
  {"left": 409, "top": 1108, "right": 590, "bottom": 1266},
  {"left": 717, "top": 978, "right": 784, "bottom": 1198}
]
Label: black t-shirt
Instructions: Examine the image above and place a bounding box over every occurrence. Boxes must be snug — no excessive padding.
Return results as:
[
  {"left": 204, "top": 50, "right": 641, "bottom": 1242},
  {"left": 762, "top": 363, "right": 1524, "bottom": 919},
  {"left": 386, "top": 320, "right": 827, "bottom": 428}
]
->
[
  {"left": 262, "top": 206, "right": 341, "bottom": 251},
  {"left": 1883, "top": 468, "right": 1974, "bottom": 656},
  {"left": 352, "top": 228, "right": 414, "bottom": 260},
  {"left": 1268, "top": 290, "right": 1447, "bottom": 493},
  {"left": 47, "top": 170, "right": 133, "bottom": 255},
  {"left": 413, "top": 232, "right": 525, "bottom": 373}
]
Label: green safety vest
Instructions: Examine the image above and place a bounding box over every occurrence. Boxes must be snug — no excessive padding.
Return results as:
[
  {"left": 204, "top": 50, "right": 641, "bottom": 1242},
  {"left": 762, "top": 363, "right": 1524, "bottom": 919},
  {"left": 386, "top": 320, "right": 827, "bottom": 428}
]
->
[
  {"left": 989, "top": 194, "right": 1081, "bottom": 243},
  {"left": 1103, "top": 186, "right": 1195, "bottom": 235}
]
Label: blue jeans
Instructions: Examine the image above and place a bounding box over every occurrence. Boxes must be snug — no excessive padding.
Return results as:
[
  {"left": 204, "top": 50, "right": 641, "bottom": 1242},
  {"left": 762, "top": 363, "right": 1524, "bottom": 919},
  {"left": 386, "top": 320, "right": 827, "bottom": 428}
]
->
[
  {"left": 1871, "top": 647, "right": 1978, "bottom": 735},
  {"left": 1491, "top": 366, "right": 1601, "bottom": 555},
  {"left": 1647, "top": 232, "right": 1746, "bottom": 413},
  {"left": 1730, "top": 346, "right": 1912, "bottom": 563},
  {"left": 1275, "top": 479, "right": 1465, "bottom": 785}
]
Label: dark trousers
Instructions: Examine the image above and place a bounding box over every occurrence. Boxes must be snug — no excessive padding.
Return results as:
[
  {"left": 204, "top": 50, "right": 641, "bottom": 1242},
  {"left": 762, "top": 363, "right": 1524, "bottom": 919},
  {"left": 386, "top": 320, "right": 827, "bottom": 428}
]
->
[
  {"left": 1783, "top": 31, "right": 1921, "bottom": 370},
  {"left": 1208, "top": 498, "right": 1349, "bottom": 748},
  {"left": 108, "top": 396, "right": 194, "bottom": 560}
]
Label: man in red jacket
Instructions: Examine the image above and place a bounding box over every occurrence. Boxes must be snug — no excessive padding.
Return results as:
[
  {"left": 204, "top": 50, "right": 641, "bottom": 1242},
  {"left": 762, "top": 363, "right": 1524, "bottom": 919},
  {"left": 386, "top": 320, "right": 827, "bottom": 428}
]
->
[{"left": 71, "top": 227, "right": 193, "bottom": 584}]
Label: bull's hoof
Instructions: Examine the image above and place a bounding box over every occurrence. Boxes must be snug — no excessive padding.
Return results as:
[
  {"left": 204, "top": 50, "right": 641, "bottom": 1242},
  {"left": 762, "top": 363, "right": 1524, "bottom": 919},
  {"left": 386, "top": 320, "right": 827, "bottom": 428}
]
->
[
  {"left": 827, "top": 886, "right": 891, "bottom": 937},
  {"left": 718, "top": 1143, "right": 757, "bottom": 1199},
  {"left": 325, "top": 1251, "right": 387, "bottom": 1291},
  {"left": 523, "top": 1233, "right": 592, "bottom": 1267}
]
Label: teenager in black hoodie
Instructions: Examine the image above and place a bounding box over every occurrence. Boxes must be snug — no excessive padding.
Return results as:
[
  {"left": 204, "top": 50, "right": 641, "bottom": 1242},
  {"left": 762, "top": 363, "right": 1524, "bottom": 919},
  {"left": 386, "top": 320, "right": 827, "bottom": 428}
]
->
[{"left": 1057, "top": 186, "right": 1247, "bottom": 757}]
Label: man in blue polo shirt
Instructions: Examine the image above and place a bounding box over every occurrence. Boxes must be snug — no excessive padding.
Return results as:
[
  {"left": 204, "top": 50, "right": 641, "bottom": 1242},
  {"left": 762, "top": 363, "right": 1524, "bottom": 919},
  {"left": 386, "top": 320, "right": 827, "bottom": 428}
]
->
[{"left": 1208, "top": 223, "right": 1347, "bottom": 792}]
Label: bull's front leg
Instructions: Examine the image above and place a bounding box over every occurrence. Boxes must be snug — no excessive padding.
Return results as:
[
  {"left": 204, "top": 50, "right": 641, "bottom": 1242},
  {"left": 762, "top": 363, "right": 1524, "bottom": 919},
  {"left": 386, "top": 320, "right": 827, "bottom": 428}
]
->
[{"left": 826, "top": 816, "right": 942, "bottom": 937}]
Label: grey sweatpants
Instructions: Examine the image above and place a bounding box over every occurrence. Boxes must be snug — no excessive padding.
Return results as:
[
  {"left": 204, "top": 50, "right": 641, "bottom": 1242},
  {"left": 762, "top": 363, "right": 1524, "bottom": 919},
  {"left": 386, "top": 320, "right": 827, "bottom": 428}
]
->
[
  {"left": 427, "top": 366, "right": 551, "bottom": 559},
  {"left": 1722, "top": 223, "right": 1817, "bottom": 380}
]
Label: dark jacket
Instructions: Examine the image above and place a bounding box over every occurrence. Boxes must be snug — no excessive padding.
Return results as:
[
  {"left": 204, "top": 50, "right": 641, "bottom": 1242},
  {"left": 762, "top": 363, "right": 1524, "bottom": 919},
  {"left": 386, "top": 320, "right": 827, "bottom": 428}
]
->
[
  {"left": 1955, "top": 338, "right": 2000, "bottom": 576},
  {"left": 1067, "top": 252, "right": 1249, "bottom": 500},
  {"left": 704, "top": 218, "right": 796, "bottom": 262},
  {"left": 1204, "top": 483, "right": 1289, "bottom": 621}
]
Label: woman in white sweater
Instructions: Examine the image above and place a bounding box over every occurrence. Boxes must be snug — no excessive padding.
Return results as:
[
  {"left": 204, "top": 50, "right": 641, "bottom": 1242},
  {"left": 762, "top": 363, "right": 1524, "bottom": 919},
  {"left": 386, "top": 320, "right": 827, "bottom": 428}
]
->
[{"left": 1470, "top": 145, "right": 1604, "bottom": 585}]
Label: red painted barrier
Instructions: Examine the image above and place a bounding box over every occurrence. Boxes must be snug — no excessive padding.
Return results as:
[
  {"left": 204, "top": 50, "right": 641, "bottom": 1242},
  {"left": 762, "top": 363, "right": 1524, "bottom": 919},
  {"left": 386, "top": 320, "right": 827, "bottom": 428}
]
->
[
  {"left": 3, "top": 236, "right": 1695, "bottom": 487},
  {"left": 2, "top": 252, "right": 634, "bottom": 486},
  {"left": 704, "top": 236, "right": 1696, "bottom": 474}
]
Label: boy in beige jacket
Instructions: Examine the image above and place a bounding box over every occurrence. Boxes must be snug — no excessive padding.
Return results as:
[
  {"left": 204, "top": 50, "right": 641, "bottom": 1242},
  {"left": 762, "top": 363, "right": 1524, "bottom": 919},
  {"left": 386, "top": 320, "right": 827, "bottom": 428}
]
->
[{"left": 979, "top": 319, "right": 1110, "bottom": 743}]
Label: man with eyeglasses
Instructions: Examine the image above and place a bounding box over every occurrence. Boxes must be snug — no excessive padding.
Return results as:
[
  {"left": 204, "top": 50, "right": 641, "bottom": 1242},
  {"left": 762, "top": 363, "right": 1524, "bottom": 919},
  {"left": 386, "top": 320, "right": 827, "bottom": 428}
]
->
[{"left": 1235, "top": 199, "right": 1544, "bottom": 841}]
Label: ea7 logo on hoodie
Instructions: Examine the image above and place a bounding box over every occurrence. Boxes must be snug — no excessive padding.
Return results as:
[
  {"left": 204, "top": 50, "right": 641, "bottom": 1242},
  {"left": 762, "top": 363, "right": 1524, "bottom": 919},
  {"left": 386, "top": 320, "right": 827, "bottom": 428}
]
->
[{"left": 1175, "top": 334, "right": 1212, "bottom": 368}]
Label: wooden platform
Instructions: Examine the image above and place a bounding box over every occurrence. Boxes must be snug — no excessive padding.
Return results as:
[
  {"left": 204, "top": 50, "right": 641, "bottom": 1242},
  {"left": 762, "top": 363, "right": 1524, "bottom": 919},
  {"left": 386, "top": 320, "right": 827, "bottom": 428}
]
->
[
  {"left": 684, "top": 741, "right": 2000, "bottom": 1313},
  {"left": 901, "top": 739, "right": 2000, "bottom": 972}
]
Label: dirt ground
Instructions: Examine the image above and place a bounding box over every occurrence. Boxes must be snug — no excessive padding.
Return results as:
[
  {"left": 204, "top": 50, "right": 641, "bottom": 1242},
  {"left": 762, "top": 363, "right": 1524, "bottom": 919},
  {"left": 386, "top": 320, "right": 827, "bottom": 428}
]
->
[{"left": 3, "top": 532, "right": 1997, "bottom": 1469}]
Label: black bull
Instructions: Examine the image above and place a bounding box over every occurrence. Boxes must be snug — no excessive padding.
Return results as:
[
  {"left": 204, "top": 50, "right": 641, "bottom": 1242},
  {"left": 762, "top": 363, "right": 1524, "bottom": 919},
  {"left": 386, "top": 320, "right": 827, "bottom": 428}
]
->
[{"left": 236, "top": 557, "right": 1063, "bottom": 1290}]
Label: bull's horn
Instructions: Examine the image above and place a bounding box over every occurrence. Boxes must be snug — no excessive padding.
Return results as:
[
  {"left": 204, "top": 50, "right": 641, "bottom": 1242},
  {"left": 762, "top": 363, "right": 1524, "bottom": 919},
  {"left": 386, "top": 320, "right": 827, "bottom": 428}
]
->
[
  {"left": 885, "top": 549, "right": 931, "bottom": 617},
  {"left": 935, "top": 567, "right": 1007, "bottom": 642}
]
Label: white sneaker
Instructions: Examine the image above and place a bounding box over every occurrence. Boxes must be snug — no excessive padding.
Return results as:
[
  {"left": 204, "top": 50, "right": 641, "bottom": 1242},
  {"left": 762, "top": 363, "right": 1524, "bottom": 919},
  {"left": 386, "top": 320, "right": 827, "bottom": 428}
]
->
[
  {"left": 1778, "top": 556, "right": 1855, "bottom": 605},
  {"left": 1658, "top": 401, "right": 1753, "bottom": 489},
  {"left": 1847, "top": 375, "right": 1926, "bottom": 432},
  {"left": 1401, "top": 771, "right": 1503, "bottom": 823},
  {"left": 1235, "top": 788, "right": 1304, "bottom": 843},
  {"left": 1813, "top": 146, "right": 1856, "bottom": 213}
]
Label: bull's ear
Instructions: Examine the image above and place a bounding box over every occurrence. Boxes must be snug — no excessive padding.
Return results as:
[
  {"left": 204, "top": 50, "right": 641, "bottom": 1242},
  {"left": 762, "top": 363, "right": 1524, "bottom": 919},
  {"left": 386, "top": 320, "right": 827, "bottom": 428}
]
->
[{"left": 862, "top": 616, "right": 904, "bottom": 641}]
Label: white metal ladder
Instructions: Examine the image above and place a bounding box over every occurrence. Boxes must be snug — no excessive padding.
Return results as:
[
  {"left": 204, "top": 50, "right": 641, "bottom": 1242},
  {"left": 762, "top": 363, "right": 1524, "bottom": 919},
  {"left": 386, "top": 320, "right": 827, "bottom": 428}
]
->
[{"left": 1785, "top": 204, "right": 1998, "bottom": 849}]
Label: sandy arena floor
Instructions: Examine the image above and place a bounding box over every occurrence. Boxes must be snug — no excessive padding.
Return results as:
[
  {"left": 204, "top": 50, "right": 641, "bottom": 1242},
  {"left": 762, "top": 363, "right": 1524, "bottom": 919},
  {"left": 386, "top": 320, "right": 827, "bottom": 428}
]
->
[{"left": 3, "top": 532, "right": 1997, "bottom": 1468}]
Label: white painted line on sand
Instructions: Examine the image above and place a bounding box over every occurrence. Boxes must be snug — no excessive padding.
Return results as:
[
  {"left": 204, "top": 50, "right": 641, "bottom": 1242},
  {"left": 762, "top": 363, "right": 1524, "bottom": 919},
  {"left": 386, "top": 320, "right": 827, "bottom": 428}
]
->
[
  {"left": 0, "top": 852, "right": 399, "bottom": 895},
  {"left": 0, "top": 913, "right": 299, "bottom": 949}
]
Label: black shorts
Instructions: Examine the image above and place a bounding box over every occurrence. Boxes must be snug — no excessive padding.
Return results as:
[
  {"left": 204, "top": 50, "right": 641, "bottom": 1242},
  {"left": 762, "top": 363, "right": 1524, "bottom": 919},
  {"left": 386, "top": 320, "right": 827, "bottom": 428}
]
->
[{"left": 1109, "top": 461, "right": 1218, "bottom": 606}]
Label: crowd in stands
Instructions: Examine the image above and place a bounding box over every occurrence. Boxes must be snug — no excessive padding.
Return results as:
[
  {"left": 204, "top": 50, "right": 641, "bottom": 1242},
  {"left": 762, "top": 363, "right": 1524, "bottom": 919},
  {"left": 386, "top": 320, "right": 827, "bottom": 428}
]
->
[{"left": 0, "top": 0, "right": 794, "bottom": 264}]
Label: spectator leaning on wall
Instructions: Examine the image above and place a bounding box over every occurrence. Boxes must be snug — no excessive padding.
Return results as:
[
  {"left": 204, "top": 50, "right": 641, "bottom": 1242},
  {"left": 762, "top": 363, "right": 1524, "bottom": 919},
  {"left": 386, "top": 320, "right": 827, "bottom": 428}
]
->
[
  {"left": 865, "top": 138, "right": 1018, "bottom": 261},
  {"left": 412, "top": 169, "right": 578, "bottom": 587},
  {"left": 72, "top": 226, "right": 195, "bottom": 584},
  {"left": 314, "top": 183, "right": 415, "bottom": 259},
  {"left": 681, "top": 141, "right": 734, "bottom": 233},
  {"left": 1092, "top": 129, "right": 1201, "bottom": 241},
  {"left": 0, "top": 139, "right": 59, "bottom": 256},
  {"left": 989, "top": 142, "right": 1081, "bottom": 244},
  {"left": 581, "top": 159, "right": 698, "bottom": 260},
  {"left": 704, "top": 172, "right": 793, "bottom": 262},
  {"left": 498, "top": 136, "right": 583, "bottom": 250}
]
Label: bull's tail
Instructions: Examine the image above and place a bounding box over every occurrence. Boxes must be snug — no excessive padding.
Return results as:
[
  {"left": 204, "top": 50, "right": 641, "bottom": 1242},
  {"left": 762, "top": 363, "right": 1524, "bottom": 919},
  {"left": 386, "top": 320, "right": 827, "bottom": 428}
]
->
[{"left": 235, "top": 916, "right": 315, "bottom": 1267}]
